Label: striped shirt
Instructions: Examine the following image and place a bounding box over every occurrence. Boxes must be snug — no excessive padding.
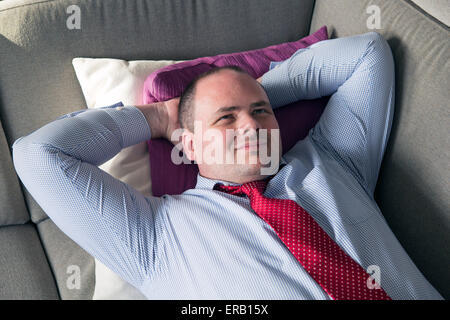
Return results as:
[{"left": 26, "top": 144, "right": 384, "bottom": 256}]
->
[{"left": 12, "top": 32, "right": 443, "bottom": 299}]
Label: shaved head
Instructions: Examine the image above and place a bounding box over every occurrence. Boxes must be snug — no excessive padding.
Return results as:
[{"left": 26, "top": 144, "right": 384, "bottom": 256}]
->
[{"left": 178, "top": 66, "right": 261, "bottom": 131}]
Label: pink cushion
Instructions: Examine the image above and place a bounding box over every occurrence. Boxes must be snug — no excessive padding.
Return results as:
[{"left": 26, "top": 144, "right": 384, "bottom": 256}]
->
[{"left": 144, "top": 26, "right": 329, "bottom": 196}]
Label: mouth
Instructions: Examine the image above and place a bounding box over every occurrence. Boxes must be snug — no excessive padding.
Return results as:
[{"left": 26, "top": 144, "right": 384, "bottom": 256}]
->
[{"left": 234, "top": 139, "right": 267, "bottom": 150}]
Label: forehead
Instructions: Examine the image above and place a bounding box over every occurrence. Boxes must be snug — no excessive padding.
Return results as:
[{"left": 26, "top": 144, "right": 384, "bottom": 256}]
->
[{"left": 194, "top": 70, "right": 266, "bottom": 114}]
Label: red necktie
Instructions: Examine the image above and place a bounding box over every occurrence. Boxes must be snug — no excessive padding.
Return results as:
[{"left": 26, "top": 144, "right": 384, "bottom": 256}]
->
[{"left": 214, "top": 180, "right": 391, "bottom": 300}]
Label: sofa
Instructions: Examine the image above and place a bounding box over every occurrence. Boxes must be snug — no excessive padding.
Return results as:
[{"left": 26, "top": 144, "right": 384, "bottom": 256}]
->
[{"left": 0, "top": 0, "right": 448, "bottom": 299}]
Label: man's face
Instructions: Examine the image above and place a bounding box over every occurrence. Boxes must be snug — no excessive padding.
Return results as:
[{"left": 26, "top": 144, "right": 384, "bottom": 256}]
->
[{"left": 182, "top": 70, "right": 282, "bottom": 184}]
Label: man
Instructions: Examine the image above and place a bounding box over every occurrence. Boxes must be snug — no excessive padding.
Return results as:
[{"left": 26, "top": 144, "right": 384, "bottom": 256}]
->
[{"left": 12, "top": 32, "right": 443, "bottom": 299}]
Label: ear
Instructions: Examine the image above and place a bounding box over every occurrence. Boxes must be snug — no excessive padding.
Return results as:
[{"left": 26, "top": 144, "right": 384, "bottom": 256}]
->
[{"left": 181, "top": 129, "right": 196, "bottom": 162}]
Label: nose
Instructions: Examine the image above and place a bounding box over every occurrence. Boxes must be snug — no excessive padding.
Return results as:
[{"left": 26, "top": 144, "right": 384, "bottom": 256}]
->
[{"left": 237, "top": 112, "right": 261, "bottom": 135}]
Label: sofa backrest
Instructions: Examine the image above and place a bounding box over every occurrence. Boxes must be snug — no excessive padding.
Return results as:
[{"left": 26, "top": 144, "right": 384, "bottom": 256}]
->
[
  {"left": 0, "top": 0, "right": 316, "bottom": 299},
  {"left": 310, "top": 0, "right": 449, "bottom": 298}
]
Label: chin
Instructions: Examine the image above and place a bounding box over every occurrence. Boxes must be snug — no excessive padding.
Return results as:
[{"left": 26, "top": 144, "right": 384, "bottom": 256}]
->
[{"left": 235, "top": 163, "right": 267, "bottom": 179}]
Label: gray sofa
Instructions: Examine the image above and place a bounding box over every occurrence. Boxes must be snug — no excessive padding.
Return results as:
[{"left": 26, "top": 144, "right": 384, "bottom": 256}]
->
[{"left": 0, "top": 0, "right": 448, "bottom": 299}]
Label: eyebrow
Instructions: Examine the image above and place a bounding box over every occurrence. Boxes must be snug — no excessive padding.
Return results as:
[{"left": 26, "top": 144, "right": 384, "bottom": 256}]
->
[{"left": 214, "top": 100, "right": 269, "bottom": 114}]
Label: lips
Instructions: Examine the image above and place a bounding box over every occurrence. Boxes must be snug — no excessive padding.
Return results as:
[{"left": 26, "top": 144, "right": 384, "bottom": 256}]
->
[{"left": 235, "top": 139, "right": 267, "bottom": 150}]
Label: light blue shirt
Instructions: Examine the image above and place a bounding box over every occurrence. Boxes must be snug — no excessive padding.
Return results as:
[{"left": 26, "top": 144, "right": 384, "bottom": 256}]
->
[{"left": 12, "top": 32, "right": 443, "bottom": 299}]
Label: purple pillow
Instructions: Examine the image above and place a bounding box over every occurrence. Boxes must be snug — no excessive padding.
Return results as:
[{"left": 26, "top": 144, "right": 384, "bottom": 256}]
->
[{"left": 144, "top": 26, "right": 329, "bottom": 196}]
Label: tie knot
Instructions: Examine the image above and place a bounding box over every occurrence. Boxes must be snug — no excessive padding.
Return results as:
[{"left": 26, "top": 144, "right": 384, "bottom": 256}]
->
[{"left": 214, "top": 180, "right": 268, "bottom": 198}]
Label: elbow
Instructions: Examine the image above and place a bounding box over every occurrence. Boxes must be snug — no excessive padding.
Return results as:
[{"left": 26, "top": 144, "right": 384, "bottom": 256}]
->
[
  {"left": 365, "top": 31, "right": 387, "bottom": 47},
  {"left": 369, "top": 31, "right": 392, "bottom": 53},
  {"left": 365, "top": 31, "right": 390, "bottom": 53},
  {"left": 12, "top": 138, "right": 67, "bottom": 209},
  {"left": 365, "top": 31, "right": 395, "bottom": 70},
  {"left": 367, "top": 30, "right": 383, "bottom": 41},
  {"left": 12, "top": 136, "right": 42, "bottom": 187},
  {"left": 12, "top": 136, "right": 27, "bottom": 176},
  {"left": 12, "top": 137, "right": 49, "bottom": 183}
]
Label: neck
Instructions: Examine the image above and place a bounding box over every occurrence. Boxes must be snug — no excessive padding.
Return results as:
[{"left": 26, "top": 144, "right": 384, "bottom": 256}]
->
[{"left": 199, "top": 168, "right": 279, "bottom": 185}]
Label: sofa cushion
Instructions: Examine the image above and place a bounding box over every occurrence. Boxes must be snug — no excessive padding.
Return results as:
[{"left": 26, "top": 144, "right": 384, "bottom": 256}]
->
[
  {"left": 0, "top": 224, "right": 59, "bottom": 299},
  {"left": 0, "top": 121, "right": 29, "bottom": 226},
  {"left": 36, "top": 219, "right": 95, "bottom": 300},
  {"left": 410, "top": 0, "right": 450, "bottom": 26},
  {"left": 310, "top": 0, "right": 450, "bottom": 299}
]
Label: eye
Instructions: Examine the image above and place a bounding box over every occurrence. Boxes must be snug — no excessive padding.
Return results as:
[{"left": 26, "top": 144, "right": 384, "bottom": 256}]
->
[
  {"left": 252, "top": 108, "right": 268, "bottom": 115},
  {"left": 217, "top": 114, "right": 234, "bottom": 122}
]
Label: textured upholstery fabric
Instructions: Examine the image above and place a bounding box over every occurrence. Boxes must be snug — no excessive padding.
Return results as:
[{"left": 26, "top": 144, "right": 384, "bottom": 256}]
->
[
  {"left": 0, "top": 224, "right": 59, "bottom": 299},
  {"left": 143, "top": 27, "right": 328, "bottom": 103},
  {"left": 310, "top": 0, "right": 449, "bottom": 299},
  {"left": 37, "top": 219, "right": 95, "bottom": 300},
  {"left": 0, "top": 121, "right": 29, "bottom": 226},
  {"left": 410, "top": 0, "right": 450, "bottom": 26}
]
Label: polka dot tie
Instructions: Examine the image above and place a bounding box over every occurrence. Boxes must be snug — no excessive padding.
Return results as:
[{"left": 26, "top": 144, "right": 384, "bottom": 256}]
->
[{"left": 214, "top": 180, "right": 391, "bottom": 300}]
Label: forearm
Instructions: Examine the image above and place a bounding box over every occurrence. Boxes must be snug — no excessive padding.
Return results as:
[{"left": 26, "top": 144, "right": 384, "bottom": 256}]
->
[
  {"left": 260, "top": 32, "right": 387, "bottom": 109},
  {"left": 13, "top": 104, "right": 151, "bottom": 167}
]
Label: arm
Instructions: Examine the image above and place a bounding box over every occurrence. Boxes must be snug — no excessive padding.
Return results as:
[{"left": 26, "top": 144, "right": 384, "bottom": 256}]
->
[
  {"left": 12, "top": 102, "right": 171, "bottom": 290},
  {"left": 260, "top": 32, "right": 395, "bottom": 194}
]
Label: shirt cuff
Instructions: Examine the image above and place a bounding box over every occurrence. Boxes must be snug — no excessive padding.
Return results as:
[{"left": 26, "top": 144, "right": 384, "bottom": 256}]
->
[
  {"left": 102, "top": 105, "right": 152, "bottom": 148},
  {"left": 269, "top": 61, "right": 284, "bottom": 70}
]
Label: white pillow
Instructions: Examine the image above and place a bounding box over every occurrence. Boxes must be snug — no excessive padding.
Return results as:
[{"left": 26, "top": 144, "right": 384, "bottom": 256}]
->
[{"left": 72, "top": 57, "right": 184, "bottom": 299}]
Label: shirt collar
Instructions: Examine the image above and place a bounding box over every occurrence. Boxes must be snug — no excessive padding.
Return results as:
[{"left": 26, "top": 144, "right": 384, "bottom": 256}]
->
[{"left": 194, "top": 157, "right": 287, "bottom": 190}]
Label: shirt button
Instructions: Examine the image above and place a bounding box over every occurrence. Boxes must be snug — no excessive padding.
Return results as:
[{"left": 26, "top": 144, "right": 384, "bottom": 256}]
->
[{"left": 116, "top": 106, "right": 124, "bottom": 110}]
